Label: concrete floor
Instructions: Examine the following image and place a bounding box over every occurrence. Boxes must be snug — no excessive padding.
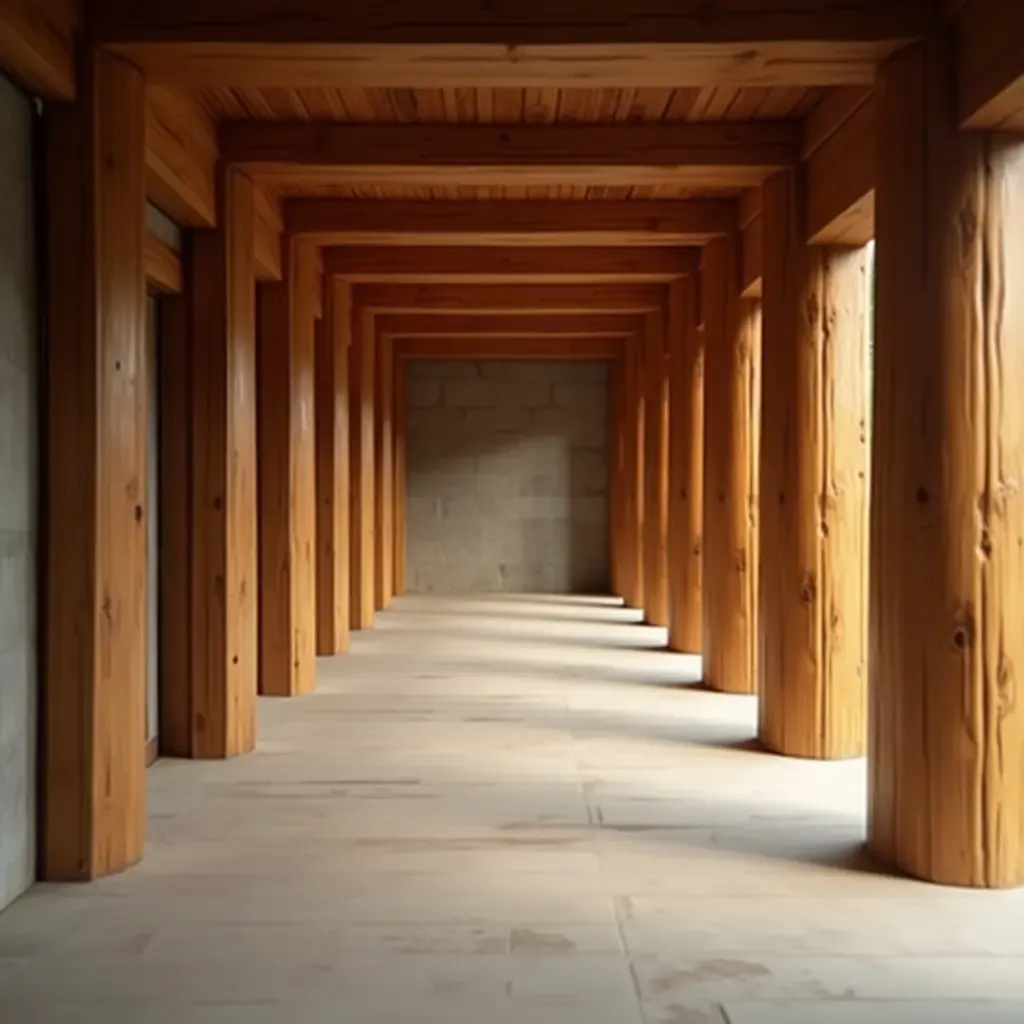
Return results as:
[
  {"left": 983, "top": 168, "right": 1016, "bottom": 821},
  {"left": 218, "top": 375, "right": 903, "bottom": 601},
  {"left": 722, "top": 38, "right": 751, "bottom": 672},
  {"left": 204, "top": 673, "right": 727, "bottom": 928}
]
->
[{"left": 2, "top": 594, "right": 1024, "bottom": 1023}]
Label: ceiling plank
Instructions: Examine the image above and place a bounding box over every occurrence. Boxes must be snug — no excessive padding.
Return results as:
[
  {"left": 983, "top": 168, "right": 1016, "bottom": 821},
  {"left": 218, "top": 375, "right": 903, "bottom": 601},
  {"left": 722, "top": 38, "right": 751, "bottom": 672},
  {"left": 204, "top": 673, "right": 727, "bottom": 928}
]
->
[
  {"left": 145, "top": 86, "right": 218, "bottom": 228},
  {"left": 222, "top": 122, "right": 799, "bottom": 191},
  {"left": 0, "top": 0, "right": 77, "bottom": 99},
  {"left": 956, "top": 0, "right": 1024, "bottom": 130},
  {"left": 395, "top": 336, "right": 622, "bottom": 360},
  {"left": 354, "top": 283, "right": 664, "bottom": 314},
  {"left": 377, "top": 312, "right": 644, "bottom": 336},
  {"left": 805, "top": 90, "right": 875, "bottom": 245},
  {"left": 325, "top": 245, "right": 697, "bottom": 283},
  {"left": 288, "top": 198, "right": 735, "bottom": 246},
  {"left": 92, "top": 1, "right": 932, "bottom": 89}
]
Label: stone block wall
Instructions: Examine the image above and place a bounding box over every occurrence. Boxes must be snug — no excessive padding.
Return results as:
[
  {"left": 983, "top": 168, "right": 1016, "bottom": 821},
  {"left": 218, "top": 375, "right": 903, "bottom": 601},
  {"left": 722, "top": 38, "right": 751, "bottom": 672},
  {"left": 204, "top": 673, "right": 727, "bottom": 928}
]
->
[{"left": 404, "top": 360, "right": 609, "bottom": 594}]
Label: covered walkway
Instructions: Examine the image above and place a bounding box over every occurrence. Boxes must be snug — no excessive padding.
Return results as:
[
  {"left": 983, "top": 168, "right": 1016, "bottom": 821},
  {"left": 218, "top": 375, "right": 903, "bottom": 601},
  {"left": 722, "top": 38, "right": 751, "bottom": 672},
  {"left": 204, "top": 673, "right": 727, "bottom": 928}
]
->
[{"left": 1, "top": 596, "right": 1023, "bottom": 1023}]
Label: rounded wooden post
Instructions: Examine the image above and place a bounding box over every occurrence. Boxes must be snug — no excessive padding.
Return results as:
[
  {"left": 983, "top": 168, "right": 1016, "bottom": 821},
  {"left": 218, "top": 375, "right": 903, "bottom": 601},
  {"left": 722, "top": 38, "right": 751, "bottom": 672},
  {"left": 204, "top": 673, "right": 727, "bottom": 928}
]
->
[
  {"left": 667, "top": 277, "right": 704, "bottom": 654},
  {"left": 621, "top": 336, "right": 645, "bottom": 609},
  {"left": 643, "top": 309, "right": 670, "bottom": 627},
  {"left": 702, "top": 237, "right": 761, "bottom": 694},
  {"left": 870, "top": 37, "right": 1024, "bottom": 887},
  {"left": 759, "top": 169, "right": 870, "bottom": 759}
]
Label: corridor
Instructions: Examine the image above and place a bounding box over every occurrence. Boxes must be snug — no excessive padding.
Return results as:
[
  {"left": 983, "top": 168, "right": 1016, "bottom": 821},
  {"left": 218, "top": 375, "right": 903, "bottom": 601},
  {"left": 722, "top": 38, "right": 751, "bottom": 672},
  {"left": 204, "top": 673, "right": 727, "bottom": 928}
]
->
[{"left": 2, "top": 595, "right": 1023, "bottom": 1023}]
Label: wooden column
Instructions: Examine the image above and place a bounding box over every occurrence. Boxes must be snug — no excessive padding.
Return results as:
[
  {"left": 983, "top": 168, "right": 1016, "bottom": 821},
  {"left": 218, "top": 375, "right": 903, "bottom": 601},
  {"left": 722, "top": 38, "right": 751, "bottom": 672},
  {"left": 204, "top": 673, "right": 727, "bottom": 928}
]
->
[
  {"left": 608, "top": 356, "right": 626, "bottom": 598},
  {"left": 315, "top": 277, "right": 351, "bottom": 655},
  {"left": 643, "top": 310, "right": 670, "bottom": 627},
  {"left": 256, "top": 239, "right": 318, "bottom": 696},
  {"left": 621, "top": 335, "right": 645, "bottom": 609},
  {"left": 42, "top": 50, "right": 147, "bottom": 880},
  {"left": 667, "top": 276, "right": 704, "bottom": 654},
  {"left": 186, "top": 166, "right": 259, "bottom": 754},
  {"left": 375, "top": 331, "right": 395, "bottom": 610},
  {"left": 759, "top": 168, "right": 870, "bottom": 760},
  {"left": 702, "top": 237, "right": 761, "bottom": 694},
  {"left": 393, "top": 354, "right": 408, "bottom": 597},
  {"left": 869, "top": 37, "right": 1024, "bottom": 888},
  {"left": 350, "top": 307, "right": 376, "bottom": 629}
]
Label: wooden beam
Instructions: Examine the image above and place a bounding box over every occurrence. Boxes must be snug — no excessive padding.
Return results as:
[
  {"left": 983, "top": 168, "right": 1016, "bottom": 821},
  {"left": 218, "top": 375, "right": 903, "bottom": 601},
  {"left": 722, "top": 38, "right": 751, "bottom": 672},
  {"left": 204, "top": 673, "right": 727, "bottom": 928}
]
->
[
  {"left": 253, "top": 183, "right": 283, "bottom": 281},
  {"left": 396, "top": 336, "right": 621, "bottom": 361},
  {"left": 42, "top": 48, "right": 147, "bottom": 881},
  {"left": 957, "top": 0, "right": 1024, "bottom": 130},
  {"left": 805, "top": 89, "right": 876, "bottom": 245},
  {"left": 801, "top": 86, "right": 873, "bottom": 160},
  {"left": 355, "top": 283, "right": 664, "bottom": 314},
  {"left": 315, "top": 278, "right": 351, "bottom": 655},
  {"left": 377, "top": 312, "right": 643, "bottom": 339},
  {"left": 145, "top": 86, "right": 217, "bottom": 228},
  {"left": 324, "top": 245, "right": 698, "bottom": 283},
  {"left": 222, "top": 121, "right": 797, "bottom": 190},
  {"left": 145, "top": 231, "right": 183, "bottom": 294},
  {"left": 287, "top": 199, "right": 735, "bottom": 247},
  {"left": 93, "top": 1, "right": 930, "bottom": 89},
  {"left": 0, "top": 0, "right": 77, "bottom": 99}
]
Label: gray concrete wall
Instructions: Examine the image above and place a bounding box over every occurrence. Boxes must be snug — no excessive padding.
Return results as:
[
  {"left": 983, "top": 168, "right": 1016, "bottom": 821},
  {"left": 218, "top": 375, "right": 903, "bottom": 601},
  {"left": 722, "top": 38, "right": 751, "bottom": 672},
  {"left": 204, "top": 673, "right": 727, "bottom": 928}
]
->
[
  {"left": 0, "top": 75, "right": 37, "bottom": 912},
  {"left": 405, "top": 360, "right": 609, "bottom": 594}
]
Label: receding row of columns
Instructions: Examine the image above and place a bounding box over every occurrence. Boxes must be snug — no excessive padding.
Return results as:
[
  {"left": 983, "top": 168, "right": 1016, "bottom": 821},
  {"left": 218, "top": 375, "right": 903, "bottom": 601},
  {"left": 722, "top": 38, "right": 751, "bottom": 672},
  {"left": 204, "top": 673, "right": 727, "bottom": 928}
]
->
[{"left": 609, "top": 37, "right": 1024, "bottom": 890}]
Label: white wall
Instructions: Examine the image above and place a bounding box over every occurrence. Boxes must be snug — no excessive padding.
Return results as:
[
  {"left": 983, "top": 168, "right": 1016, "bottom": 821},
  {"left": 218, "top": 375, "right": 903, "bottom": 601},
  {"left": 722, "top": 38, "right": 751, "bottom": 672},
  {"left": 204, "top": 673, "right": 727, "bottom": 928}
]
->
[
  {"left": 405, "top": 360, "right": 610, "bottom": 594},
  {"left": 0, "top": 75, "right": 37, "bottom": 911}
]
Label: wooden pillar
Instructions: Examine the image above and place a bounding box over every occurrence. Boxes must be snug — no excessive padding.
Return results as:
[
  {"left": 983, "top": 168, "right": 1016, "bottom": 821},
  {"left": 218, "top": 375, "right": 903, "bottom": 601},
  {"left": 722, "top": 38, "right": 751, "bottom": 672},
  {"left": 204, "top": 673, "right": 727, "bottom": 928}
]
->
[
  {"left": 350, "top": 307, "right": 376, "bottom": 629},
  {"left": 608, "top": 355, "right": 626, "bottom": 598},
  {"left": 759, "top": 168, "right": 870, "bottom": 760},
  {"left": 393, "top": 353, "right": 408, "bottom": 597},
  {"left": 667, "top": 276, "right": 704, "bottom": 654},
  {"left": 186, "top": 166, "right": 259, "bottom": 754},
  {"left": 42, "top": 49, "right": 147, "bottom": 880},
  {"left": 643, "top": 310, "right": 670, "bottom": 627},
  {"left": 621, "top": 335, "right": 645, "bottom": 609},
  {"left": 869, "top": 36, "right": 1024, "bottom": 888},
  {"left": 375, "top": 331, "right": 394, "bottom": 610},
  {"left": 315, "top": 277, "right": 351, "bottom": 655},
  {"left": 702, "top": 237, "right": 761, "bottom": 694},
  {"left": 256, "top": 239, "right": 318, "bottom": 696}
]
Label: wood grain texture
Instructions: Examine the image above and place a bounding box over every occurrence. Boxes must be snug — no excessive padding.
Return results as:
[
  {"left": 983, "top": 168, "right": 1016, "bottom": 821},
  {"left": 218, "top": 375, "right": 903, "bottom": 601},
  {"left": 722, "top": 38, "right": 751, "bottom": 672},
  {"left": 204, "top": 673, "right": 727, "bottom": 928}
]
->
[
  {"left": 190, "top": 166, "right": 259, "bottom": 755},
  {"left": 145, "top": 86, "right": 217, "bottom": 228},
  {"left": 740, "top": 211, "right": 763, "bottom": 297},
  {"left": 0, "top": 0, "right": 77, "bottom": 98},
  {"left": 608, "top": 357, "right": 626, "bottom": 599},
  {"left": 350, "top": 307, "right": 377, "bottom": 629},
  {"left": 157, "top": 294, "right": 192, "bottom": 757},
  {"left": 957, "top": 0, "right": 1024, "bottom": 130},
  {"left": 394, "top": 337, "right": 622, "bottom": 361},
  {"left": 315, "top": 278, "right": 351, "bottom": 654},
  {"left": 256, "top": 239, "right": 318, "bottom": 696},
  {"left": 801, "top": 85, "right": 871, "bottom": 160},
  {"left": 701, "top": 236, "right": 761, "bottom": 695},
  {"left": 869, "top": 37, "right": 1024, "bottom": 888},
  {"left": 324, "top": 245, "right": 698, "bottom": 283},
  {"left": 42, "top": 49, "right": 147, "bottom": 880},
  {"left": 93, "top": 1, "right": 928, "bottom": 89},
  {"left": 378, "top": 312, "right": 643, "bottom": 338},
  {"left": 144, "top": 231, "right": 183, "bottom": 294},
  {"left": 253, "top": 182, "right": 283, "bottom": 281},
  {"left": 622, "top": 333, "right": 646, "bottom": 609},
  {"left": 643, "top": 309, "right": 670, "bottom": 628},
  {"left": 287, "top": 199, "right": 734, "bottom": 247},
  {"left": 374, "top": 332, "right": 394, "bottom": 610},
  {"left": 393, "top": 353, "right": 408, "bottom": 597},
  {"left": 759, "top": 168, "right": 869, "bottom": 760},
  {"left": 667, "top": 277, "right": 704, "bottom": 654},
  {"left": 805, "top": 90, "right": 875, "bottom": 245},
  {"left": 355, "top": 283, "right": 664, "bottom": 314}
]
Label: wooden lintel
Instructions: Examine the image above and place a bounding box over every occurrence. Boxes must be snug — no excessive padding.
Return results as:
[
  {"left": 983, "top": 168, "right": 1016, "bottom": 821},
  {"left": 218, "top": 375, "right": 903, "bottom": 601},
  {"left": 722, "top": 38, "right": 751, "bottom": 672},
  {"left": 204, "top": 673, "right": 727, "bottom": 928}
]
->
[
  {"left": 741, "top": 214, "right": 763, "bottom": 298},
  {"left": 957, "top": 0, "right": 1024, "bottom": 131},
  {"left": 805, "top": 90, "right": 876, "bottom": 245},
  {"left": 801, "top": 86, "right": 873, "bottom": 160},
  {"left": 145, "top": 231, "right": 183, "bottom": 294},
  {"left": 286, "top": 199, "right": 735, "bottom": 247},
  {"left": 222, "top": 121, "right": 797, "bottom": 189},
  {"left": 145, "top": 86, "right": 218, "bottom": 228},
  {"left": 92, "top": 2, "right": 930, "bottom": 89},
  {"left": 376, "top": 312, "right": 644, "bottom": 338},
  {"left": 0, "top": 0, "right": 77, "bottom": 99},
  {"left": 353, "top": 283, "right": 665, "bottom": 314},
  {"left": 323, "top": 245, "right": 698, "bottom": 283},
  {"left": 396, "top": 336, "right": 621, "bottom": 361}
]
